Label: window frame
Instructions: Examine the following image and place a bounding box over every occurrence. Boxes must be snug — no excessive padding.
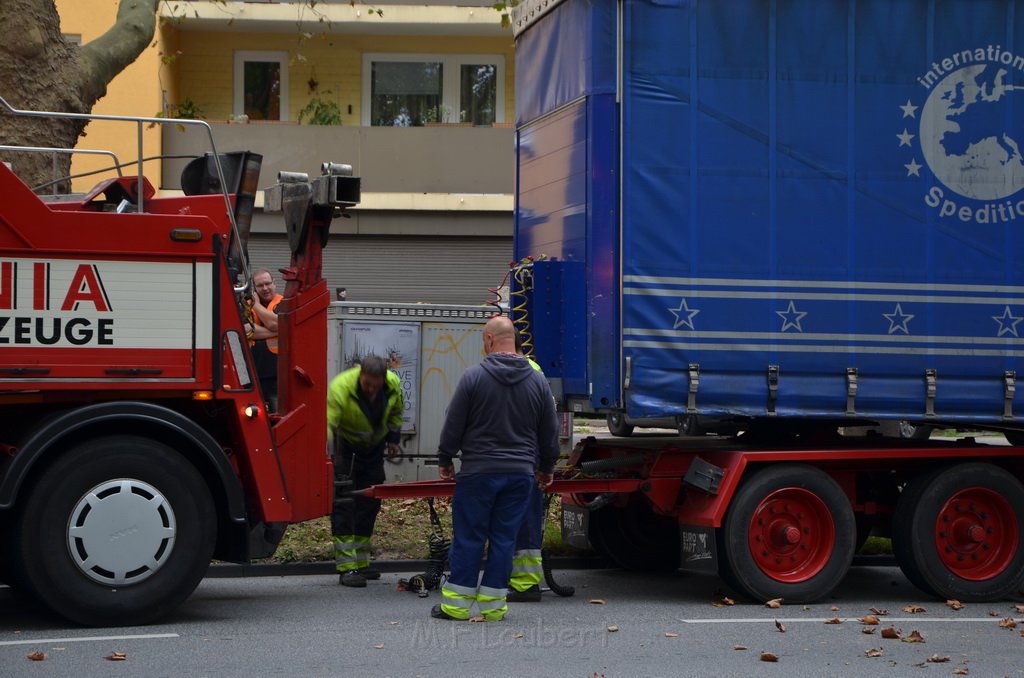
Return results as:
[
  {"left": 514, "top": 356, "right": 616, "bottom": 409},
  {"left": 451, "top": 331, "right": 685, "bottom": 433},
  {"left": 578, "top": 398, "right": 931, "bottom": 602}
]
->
[
  {"left": 361, "top": 52, "right": 505, "bottom": 126},
  {"left": 233, "top": 50, "right": 290, "bottom": 121}
]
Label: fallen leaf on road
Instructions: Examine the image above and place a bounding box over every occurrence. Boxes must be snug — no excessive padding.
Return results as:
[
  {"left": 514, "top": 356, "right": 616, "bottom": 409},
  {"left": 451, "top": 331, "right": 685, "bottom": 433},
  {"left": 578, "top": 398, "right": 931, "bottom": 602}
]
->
[
  {"left": 946, "top": 599, "right": 964, "bottom": 610},
  {"left": 105, "top": 651, "right": 127, "bottom": 661},
  {"left": 860, "top": 615, "right": 880, "bottom": 625},
  {"left": 998, "top": 617, "right": 1018, "bottom": 629},
  {"left": 902, "top": 629, "right": 926, "bottom": 643},
  {"left": 902, "top": 604, "right": 926, "bottom": 614},
  {"left": 469, "top": 616, "right": 486, "bottom": 623},
  {"left": 26, "top": 651, "right": 45, "bottom": 661},
  {"left": 823, "top": 617, "right": 843, "bottom": 624},
  {"left": 802, "top": 605, "right": 811, "bottom": 611},
  {"left": 607, "top": 625, "right": 619, "bottom": 633},
  {"left": 589, "top": 599, "right": 607, "bottom": 605},
  {"left": 881, "top": 627, "right": 902, "bottom": 639},
  {"left": 926, "top": 654, "right": 950, "bottom": 663},
  {"left": 734, "top": 645, "right": 748, "bottom": 651},
  {"left": 765, "top": 598, "right": 783, "bottom": 609},
  {"left": 388, "top": 620, "right": 399, "bottom": 625},
  {"left": 861, "top": 627, "right": 876, "bottom": 635},
  {"left": 1015, "top": 604, "right": 1024, "bottom": 614},
  {"left": 759, "top": 651, "right": 779, "bottom": 662},
  {"left": 373, "top": 643, "right": 385, "bottom": 650},
  {"left": 989, "top": 610, "right": 1000, "bottom": 617},
  {"left": 869, "top": 607, "right": 889, "bottom": 616},
  {"left": 952, "top": 667, "right": 969, "bottom": 675},
  {"left": 775, "top": 620, "right": 786, "bottom": 633},
  {"left": 513, "top": 633, "right": 524, "bottom": 639},
  {"left": 830, "top": 606, "right": 840, "bottom": 611},
  {"left": 865, "top": 647, "right": 883, "bottom": 658},
  {"left": 722, "top": 596, "right": 735, "bottom": 606},
  {"left": 664, "top": 632, "right": 679, "bottom": 638}
]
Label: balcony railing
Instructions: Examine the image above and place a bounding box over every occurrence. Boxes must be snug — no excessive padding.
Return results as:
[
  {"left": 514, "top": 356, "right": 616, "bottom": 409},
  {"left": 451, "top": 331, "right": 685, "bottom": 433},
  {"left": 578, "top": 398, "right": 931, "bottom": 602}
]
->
[{"left": 161, "top": 122, "right": 513, "bottom": 195}]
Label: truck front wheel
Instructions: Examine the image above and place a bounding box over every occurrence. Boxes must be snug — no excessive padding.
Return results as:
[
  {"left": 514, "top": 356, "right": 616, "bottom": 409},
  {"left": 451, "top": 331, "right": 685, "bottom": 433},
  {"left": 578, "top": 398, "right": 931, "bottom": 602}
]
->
[
  {"left": 893, "top": 463, "right": 1024, "bottom": 602},
  {"left": 13, "top": 435, "right": 216, "bottom": 626},
  {"left": 718, "top": 465, "right": 855, "bottom": 603}
]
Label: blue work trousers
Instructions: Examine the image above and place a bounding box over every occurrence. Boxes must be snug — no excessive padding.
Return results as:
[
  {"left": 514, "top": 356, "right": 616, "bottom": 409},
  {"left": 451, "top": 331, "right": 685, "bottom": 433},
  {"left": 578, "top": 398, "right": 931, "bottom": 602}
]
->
[{"left": 448, "top": 472, "right": 533, "bottom": 591}]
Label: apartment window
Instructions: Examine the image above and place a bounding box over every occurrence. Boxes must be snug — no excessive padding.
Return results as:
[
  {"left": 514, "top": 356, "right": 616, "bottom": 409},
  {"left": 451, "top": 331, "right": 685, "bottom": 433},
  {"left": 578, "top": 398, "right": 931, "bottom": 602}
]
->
[
  {"left": 363, "top": 54, "right": 504, "bottom": 126},
  {"left": 233, "top": 51, "right": 289, "bottom": 121}
]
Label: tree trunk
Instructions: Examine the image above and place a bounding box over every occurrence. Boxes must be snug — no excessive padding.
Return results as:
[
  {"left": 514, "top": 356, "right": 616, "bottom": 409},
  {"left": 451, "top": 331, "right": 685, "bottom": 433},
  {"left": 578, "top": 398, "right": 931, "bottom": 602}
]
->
[{"left": 0, "top": 0, "right": 159, "bottom": 192}]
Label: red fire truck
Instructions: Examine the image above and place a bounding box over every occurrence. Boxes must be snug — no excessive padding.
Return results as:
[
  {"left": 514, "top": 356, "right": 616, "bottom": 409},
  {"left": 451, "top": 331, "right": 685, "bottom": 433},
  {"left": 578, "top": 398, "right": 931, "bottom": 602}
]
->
[{"left": 0, "top": 97, "right": 357, "bottom": 626}]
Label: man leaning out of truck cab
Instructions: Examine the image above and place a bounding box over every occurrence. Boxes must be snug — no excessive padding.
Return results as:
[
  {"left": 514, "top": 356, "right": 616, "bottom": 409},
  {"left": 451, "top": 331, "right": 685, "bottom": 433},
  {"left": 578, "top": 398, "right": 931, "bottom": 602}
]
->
[{"left": 327, "top": 355, "right": 404, "bottom": 587}]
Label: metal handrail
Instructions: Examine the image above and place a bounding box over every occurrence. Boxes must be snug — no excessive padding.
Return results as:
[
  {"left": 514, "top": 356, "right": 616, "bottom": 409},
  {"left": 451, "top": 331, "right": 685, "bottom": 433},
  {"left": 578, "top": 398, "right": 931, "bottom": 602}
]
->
[
  {"left": 0, "top": 95, "right": 250, "bottom": 292},
  {"left": 0, "top": 146, "right": 124, "bottom": 194}
]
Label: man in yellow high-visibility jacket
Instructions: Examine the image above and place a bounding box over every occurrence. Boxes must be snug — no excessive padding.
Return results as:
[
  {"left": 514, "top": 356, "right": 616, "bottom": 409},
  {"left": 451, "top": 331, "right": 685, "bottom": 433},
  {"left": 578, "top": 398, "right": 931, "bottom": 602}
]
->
[{"left": 327, "top": 354, "right": 404, "bottom": 587}]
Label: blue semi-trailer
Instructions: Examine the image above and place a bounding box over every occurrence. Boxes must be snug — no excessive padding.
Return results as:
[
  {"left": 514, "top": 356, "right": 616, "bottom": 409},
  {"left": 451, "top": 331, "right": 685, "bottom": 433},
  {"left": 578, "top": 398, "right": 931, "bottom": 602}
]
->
[{"left": 504, "top": 0, "right": 1024, "bottom": 603}]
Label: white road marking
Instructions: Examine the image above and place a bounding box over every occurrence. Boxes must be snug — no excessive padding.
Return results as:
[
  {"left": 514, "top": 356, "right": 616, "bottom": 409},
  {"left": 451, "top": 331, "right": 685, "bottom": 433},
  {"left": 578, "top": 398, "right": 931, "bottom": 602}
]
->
[
  {"left": 0, "top": 632, "right": 178, "bottom": 647},
  {"left": 677, "top": 617, "right": 1018, "bottom": 624}
]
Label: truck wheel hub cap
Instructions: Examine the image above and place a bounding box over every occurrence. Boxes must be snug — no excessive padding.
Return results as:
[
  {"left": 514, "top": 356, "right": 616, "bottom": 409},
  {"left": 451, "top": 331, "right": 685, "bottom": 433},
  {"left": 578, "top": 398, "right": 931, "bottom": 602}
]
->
[{"left": 67, "top": 479, "right": 177, "bottom": 586}]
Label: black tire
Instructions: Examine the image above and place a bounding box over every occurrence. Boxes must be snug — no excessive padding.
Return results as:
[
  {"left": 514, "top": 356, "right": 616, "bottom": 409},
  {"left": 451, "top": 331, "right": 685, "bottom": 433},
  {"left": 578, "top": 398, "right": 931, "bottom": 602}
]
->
[
  {"left": 891, "top": 467, "right": 945, "bottom": 597},
  {"left": 892, "top": 463, "right": 1024, "bottom": 602},
  {"left": 606, "top": 413, "right": 634, "bottom": 437},
  {"left": 588, "top": 503, "right": 680, "bottom": 571},
  {"left": 717, "top": 464, "right": 856, "bottom": 603},
  {"left": 14, "top": 435, "right": 216, "bottom": 626}
]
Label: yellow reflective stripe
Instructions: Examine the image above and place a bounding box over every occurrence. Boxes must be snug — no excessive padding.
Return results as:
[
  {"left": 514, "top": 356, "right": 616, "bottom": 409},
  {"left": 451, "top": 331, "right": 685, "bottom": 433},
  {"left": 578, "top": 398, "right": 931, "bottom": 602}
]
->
[
  {"left": 441, "top": 585, "right": 475, "bottom": 620},
  {"left": 333, "top": 535, "right": 371, "bottom": 571},
  {"left": 475, "top": 588, "right": 509, "bottom": 621}
]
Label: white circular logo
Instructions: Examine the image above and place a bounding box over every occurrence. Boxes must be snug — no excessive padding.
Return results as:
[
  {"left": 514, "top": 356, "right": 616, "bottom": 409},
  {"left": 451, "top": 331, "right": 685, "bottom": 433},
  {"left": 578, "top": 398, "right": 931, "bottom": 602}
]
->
[{"left": 919, "top": 63, "right": 1024, "bottom": 201}]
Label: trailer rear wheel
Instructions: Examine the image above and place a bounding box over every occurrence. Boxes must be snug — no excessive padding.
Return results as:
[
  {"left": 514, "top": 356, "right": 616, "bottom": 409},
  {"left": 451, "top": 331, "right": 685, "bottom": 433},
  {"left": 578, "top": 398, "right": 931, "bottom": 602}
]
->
[
  {"left": 892, "top": 463, "right": 1024, "bottom": 601},
  {"left": 606, "top": 413, "right": 634, "bottom": 437},
  {"left": 588, "top": 504, "right": 680, "bottom": 571},
  {"left": 718, "top": 465, "right": 855, "bottom": 603},
  {"left": 14, "top": 435, "right": 216, "bottom": 626}
]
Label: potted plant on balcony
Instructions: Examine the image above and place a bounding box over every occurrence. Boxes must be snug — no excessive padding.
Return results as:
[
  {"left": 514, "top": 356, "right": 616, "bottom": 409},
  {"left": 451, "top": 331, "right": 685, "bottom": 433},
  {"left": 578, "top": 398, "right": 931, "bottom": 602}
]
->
[{"left": 298, "top": 95, "right": 343, "bottom": 126}]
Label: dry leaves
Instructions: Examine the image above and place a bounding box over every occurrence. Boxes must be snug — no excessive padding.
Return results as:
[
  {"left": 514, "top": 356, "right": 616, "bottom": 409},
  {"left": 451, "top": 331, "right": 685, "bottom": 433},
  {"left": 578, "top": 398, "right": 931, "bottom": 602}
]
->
[
  {"left": 105, "top": 651, "right": 127, "bottom": 661},
  {"left": 759, "top": 651, "right": 779, "bottom": 662},
  {"left": 734, "top": 645, "right": 748, "bottom": 651},
  {"left": 589, "top": 598, "right": 607, "bottom": 605},
  {"left": 388, "top": 620, "right": 399, "bottom": 625},
  {"left": 830, "top": 605, "right": 840, "bottom": 611},
  {"left": 26, "top": 651, "right": 46, "bottom": 661},
  {"left": 765, "top": 598, "right": 783, "bottom": 609},
  {"left": 865, "top": 647, "right": 884, "bottom": 658},
  {"left": 946, "top": 599, "right": 964, "bottom": 610},
  {"left": 869, "top": 606, "right": 889, "bottom": 616},
  {"left": 373, "top": 643, "right": 385, "bottom": 650},
  {"left": 926, "top": 654, "right": 950, "bottom": 663},
  {"left": 711, "top": 596, "right": 736, "bottom": 608},
  {"left": 606, "top": 625, "right": 619, "bottom": 633},
  {"left": 469, "top": 616, "right": 486, "bottom": 623},
  {"left": 823, "top": 617, "right": 843, "bottom": 624},
  {"left": 998, "top": 617, "right": 1018, "bottom": 629},
  {"left": 901, "top": 629, "right": 926, "bottom": 643},
  {"left": 774, "top": 620, "right": 786, "bottom": 633},
  {"left": 1014, "top": 604, "right": 1024, "bottom": 614},
  {"left": 881, "top": 627, "right": 902, "bottom": 639},
  {"left": 664, "top": 631, "right": 679, "bottom": 638},
  {"left": 862, "top": 627, "right": 877, "bottom": 635},
  {"left": 902, "top": 604, "right": 926, "bottom": 614},
  {"left": 988, "top": 610, "right": 1001, "bottom": 617},
  {"left": 952, "top": 667, "right": 969, "bottom": 675},
  {"left": 512, "top": 633, "right": 524, "bottom": 639},
  {"left": 860, "top": 615, "right": 880, "bottom": 625}
]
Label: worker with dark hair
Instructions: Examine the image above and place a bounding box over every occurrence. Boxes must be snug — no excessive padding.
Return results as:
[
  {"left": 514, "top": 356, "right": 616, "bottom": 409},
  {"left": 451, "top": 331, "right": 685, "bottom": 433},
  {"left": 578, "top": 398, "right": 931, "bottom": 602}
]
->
[
  {"left": 327, "top": 354, "right": 404, "bottom": 587},
  {"left": 431, "top": 316, "right": 559, "bottom": 621}
]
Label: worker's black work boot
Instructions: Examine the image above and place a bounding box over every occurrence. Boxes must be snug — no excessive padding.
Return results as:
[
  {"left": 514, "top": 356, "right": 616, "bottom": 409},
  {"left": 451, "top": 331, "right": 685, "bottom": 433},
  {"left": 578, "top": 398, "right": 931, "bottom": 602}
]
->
[
  {"left": 339, "top": 571, "right": 367, "bottom": 587},
  {"left": 360, "top": 567, "right": 382, "bottom": 580},
  {"left": 506, "top": 584, "right": 541, "bottom": 602},
  {"left": 430, "top": 604, "right": 459, "bottom": 620}
]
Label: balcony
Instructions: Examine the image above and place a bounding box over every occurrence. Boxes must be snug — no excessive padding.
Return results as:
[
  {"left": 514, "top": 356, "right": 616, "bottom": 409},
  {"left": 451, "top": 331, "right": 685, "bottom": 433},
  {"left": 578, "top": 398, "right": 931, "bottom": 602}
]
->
[{"left": 161, "top": 122, "right": 513, "bottom": 196}]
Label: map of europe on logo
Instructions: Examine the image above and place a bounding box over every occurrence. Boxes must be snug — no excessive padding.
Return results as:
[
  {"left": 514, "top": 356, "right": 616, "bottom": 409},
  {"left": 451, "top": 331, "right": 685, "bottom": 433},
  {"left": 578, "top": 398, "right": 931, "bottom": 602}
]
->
[{"left": 920, "top": 62, "right": 1024, "bottom": 201}]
